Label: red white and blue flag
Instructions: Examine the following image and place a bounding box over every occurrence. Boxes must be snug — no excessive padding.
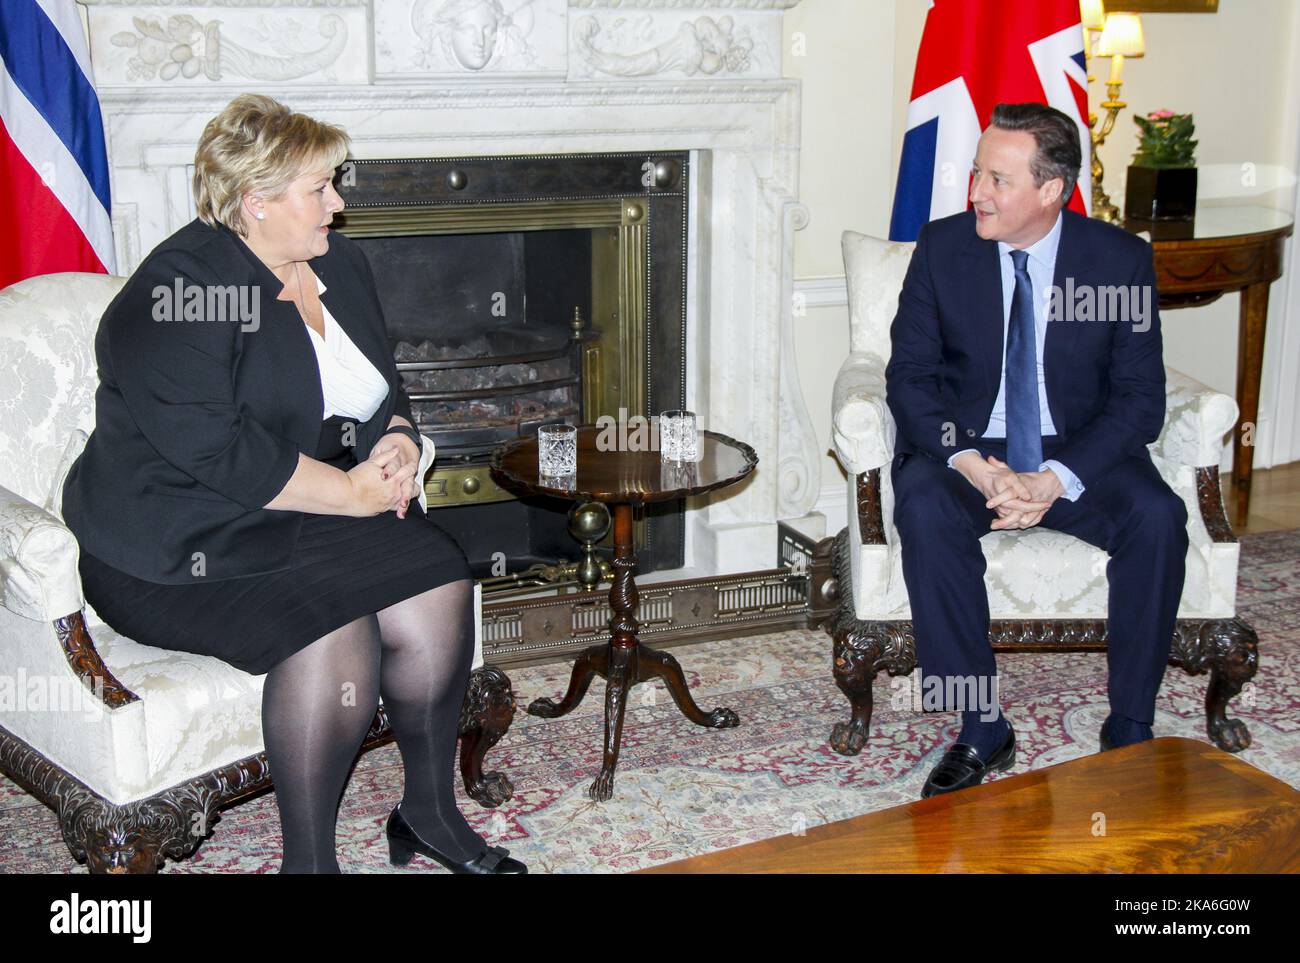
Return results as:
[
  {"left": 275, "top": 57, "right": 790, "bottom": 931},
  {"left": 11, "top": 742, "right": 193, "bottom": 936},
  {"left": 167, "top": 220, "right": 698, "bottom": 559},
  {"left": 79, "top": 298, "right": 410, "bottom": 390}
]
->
[
  {"left": 0, "top": 0, "right": 115, "bottom": 289},
  {"left": 890, "top": 0, "right": 1091, "bottom": 241}
]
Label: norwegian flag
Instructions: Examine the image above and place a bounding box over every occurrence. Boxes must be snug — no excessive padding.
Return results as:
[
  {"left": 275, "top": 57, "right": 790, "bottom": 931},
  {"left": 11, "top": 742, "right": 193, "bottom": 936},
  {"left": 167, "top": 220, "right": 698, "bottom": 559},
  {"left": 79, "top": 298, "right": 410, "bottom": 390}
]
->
[
  {"left": 890, "top": 0, "right": 1091, "bottom": 241},
  {"left": 0, "top": 0, "right": 116, "bottom": 289}
]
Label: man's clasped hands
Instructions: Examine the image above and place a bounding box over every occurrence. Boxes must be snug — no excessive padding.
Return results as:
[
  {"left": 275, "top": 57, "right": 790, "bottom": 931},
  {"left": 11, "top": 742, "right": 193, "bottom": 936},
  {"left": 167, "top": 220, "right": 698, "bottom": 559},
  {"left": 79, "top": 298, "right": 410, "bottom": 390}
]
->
[{"left": 951, "top": 451, "right": 1067, "bottom": 530}]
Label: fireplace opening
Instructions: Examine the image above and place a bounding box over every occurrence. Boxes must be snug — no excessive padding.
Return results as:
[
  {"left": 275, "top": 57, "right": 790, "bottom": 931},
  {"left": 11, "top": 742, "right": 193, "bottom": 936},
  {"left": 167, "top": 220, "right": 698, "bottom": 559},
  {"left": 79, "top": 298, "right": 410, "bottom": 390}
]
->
[{"left": 359, "top": 227, "right": 597, "bottom": 463}]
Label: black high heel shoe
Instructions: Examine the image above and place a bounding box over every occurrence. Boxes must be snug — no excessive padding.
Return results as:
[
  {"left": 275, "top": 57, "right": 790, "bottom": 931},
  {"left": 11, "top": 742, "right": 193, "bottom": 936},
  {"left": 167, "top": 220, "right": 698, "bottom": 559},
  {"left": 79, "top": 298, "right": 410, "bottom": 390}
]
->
[{"left": 385, "top": 804, "right": 527, "bottom": 874}]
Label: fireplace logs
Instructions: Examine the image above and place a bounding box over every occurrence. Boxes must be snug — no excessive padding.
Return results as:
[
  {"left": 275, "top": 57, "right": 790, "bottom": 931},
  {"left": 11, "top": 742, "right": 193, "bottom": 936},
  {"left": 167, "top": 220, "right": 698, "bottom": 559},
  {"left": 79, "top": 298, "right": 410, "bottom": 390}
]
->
[{"left": 394, "top": 324, "right": 593, "bottom": 459}]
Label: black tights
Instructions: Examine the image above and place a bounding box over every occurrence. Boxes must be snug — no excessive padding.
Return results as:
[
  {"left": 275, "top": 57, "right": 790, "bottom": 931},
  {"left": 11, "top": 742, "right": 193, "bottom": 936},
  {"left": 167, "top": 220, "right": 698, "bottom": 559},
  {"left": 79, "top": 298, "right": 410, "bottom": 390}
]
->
[{"left": 260, "top": 579, "right": 485, "bottom": 873}]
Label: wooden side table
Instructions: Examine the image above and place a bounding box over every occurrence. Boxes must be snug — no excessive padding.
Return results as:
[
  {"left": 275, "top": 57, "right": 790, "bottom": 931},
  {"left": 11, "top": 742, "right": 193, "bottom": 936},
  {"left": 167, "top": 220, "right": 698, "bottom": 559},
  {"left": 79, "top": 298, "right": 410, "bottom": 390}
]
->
[
  {"left": 490, "top": 427, "right": 758, "bottom": 801},
  {"left": 1125, "top": 206, "right": 1294, "bottom": 527}
]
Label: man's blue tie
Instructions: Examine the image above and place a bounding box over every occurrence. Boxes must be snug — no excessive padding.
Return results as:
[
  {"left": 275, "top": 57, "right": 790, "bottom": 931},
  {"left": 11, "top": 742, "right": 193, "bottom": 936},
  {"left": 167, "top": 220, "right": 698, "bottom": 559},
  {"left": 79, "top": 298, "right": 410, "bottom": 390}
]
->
[{"left": 1005, "top": 249, "right": 1042, "bottom": 473}]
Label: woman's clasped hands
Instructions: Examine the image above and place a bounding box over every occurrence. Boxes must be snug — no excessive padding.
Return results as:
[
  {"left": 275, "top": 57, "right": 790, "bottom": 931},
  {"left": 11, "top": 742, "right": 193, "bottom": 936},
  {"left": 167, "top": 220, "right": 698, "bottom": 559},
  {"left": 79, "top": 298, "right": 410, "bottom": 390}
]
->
[{"left": 348, "top": 435, "right": 421, "bottom": 518}]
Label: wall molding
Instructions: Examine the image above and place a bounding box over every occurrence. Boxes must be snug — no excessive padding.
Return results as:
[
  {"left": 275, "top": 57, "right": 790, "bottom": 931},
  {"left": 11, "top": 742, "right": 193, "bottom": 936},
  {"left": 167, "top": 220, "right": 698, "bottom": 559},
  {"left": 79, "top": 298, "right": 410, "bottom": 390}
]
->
[{"left": 794, "top": 274, "right": 847, "bottom": 309}]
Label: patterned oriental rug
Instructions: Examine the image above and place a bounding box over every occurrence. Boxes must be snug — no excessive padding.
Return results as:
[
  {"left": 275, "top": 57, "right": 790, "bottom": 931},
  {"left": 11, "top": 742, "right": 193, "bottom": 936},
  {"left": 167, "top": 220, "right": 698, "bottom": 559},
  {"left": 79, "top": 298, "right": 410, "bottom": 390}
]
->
[{"left": 3, "top": 530, "right": 1298, "bottom": 874}]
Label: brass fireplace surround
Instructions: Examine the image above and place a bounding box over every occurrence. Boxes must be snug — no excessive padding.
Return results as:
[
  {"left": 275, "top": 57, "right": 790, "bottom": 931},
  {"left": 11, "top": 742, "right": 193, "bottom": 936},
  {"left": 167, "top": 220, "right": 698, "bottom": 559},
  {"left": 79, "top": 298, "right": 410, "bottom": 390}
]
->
[
  {"left": 333, "top": 151, "right": 689, "bottom": 574},
  {"left": 337, "top": 195, "right": 649, "bottom": 452}
]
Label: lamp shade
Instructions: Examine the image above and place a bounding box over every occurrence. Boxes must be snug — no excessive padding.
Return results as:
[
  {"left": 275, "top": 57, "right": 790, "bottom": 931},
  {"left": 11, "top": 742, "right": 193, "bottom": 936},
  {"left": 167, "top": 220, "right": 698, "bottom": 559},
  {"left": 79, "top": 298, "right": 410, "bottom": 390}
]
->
[
  {"left": 1080, "top": 0, "right": 1106, "bottom": 31},
  {"left": 1096, "top": 13, "right": 1145, "bottom": 58}
]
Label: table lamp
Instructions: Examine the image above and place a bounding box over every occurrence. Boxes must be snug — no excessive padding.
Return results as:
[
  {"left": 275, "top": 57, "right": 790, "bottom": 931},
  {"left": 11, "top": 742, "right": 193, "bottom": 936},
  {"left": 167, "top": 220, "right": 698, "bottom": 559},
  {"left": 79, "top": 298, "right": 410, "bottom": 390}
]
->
[{"left": 1090, "top": 11, "right": 1146, "bottom": 223}]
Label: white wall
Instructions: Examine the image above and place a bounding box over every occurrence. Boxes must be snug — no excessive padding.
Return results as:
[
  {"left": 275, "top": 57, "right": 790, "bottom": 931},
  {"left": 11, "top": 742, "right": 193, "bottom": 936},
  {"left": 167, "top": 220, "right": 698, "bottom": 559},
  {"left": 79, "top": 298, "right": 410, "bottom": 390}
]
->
[
  {"left": 1090, "top": 0, "right": 1300, "bottom": 471},
  {"left": 785, "top": 0, "right": 1300, "bottom": 525},
  {"left": 783, "top": 0, "right": 899, "bottom": 512}
]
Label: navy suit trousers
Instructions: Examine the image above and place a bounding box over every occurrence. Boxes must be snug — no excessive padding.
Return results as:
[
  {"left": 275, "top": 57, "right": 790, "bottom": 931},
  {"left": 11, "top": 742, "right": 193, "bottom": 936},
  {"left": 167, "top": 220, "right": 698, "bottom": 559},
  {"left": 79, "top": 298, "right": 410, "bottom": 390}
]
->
[{"left": 891, "top": 437, "right": 1189, "bottom": 724}]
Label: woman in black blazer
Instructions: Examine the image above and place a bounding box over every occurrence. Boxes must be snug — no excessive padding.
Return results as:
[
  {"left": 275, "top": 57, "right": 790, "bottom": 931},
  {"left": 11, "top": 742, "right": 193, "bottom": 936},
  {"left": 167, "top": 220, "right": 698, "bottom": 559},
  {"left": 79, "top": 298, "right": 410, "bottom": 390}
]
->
[{"left": 61, "top": 94, "right": 524, "bottom": 874}]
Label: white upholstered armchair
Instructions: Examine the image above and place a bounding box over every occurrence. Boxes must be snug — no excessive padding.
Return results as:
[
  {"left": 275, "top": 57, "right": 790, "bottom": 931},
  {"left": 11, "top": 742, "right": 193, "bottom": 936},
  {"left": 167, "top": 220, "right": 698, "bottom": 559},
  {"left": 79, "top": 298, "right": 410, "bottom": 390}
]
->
[
  {"left": 825, "top": 232, "right": 1257, "bottom": 757},
  {"left": 0, "top": 272, "right": 515, "bottom": 873}
]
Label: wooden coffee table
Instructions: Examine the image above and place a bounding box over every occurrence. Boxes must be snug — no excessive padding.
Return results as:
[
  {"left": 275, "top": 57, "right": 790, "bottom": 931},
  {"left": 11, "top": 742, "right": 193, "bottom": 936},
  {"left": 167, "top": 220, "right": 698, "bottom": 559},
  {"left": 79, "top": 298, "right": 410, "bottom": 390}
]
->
[
  {"left": 491, "top": 426, "right": 758, "bottom": 801},
  {"left": 641, "top": 737, "right": 1300, "bottom": 872}
]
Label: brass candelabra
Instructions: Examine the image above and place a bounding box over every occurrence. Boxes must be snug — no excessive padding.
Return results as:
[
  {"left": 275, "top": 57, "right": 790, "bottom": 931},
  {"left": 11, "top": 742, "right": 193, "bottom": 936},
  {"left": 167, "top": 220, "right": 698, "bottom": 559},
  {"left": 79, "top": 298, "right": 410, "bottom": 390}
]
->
[{"left": 1090, "top": 80, "right": 1127, "bottom": 224}]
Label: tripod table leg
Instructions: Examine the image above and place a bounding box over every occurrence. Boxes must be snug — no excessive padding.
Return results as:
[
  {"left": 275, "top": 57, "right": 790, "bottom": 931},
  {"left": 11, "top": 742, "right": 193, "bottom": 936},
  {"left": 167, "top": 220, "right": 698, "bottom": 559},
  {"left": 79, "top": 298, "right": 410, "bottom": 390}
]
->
[
  {"left": 527, "top": 642, "right": 608, "bottom": 719},
  {"left": 637, "top": 645, "right": 739, "bottom": 729}
]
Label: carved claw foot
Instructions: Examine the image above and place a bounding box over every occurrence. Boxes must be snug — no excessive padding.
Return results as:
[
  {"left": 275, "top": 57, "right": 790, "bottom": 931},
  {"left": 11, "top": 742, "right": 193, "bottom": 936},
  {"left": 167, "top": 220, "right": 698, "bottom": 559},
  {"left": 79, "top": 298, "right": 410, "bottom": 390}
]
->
[
  {"left": 824, "top": 529, "right": 918, "bottom": 759},
  {"left": 458, "top": 666, "right": 517, "bottom": 808},
  {"left": 1208, "top": 716, "right": 1251, "bottom": 753},
  {"left": 467, "top": 771, "right": 515, "bottom": 809},
  {"left": 527, "top": 697, "right": 566, "bottom": 718},
  {"left": 830, "top": 720, "right": 869, "bottom": 756},
  {"left": 1173, "top": 618, "right": 1258, "bottom": 755},
  {"left": 588, "top": 768, "right": 616, "bottom": 802},
  {"left": 706, "top": 707, "right": 740, "bottom": 728}
]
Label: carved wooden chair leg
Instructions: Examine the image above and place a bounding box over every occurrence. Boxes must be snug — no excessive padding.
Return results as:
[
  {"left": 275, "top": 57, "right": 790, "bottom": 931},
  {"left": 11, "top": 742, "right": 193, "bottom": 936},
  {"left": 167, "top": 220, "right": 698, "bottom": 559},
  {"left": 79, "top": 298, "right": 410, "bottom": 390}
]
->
[
  {"left": 1201, "top": 618, "right": 1258, "bottom": 753},
  {"left": 1171, "top": 617, "right": 1258, "bottom": 753},
  {"left": 830, "top": 631, "right": 877, "bottom": 756},
  {"left": 0, "top": 730, "right": 212, "bottom": 874},
  {"left": 457, "top": 666, "right": 517, "bottom": 808},
  {"left": 63, "top": 792, "right": 216, "bottom": 874},
  {"left": 825, "top": 528, "right": 919, "bottom": 756},
  {"left": 7, "top": 664, "right": 519, "bottom": 873}
]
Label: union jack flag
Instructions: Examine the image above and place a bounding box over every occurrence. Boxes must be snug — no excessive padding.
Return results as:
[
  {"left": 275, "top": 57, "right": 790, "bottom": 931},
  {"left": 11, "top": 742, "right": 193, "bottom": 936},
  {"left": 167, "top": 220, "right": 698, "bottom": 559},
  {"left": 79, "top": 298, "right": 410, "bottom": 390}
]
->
[{"left": 890, "top": 0, "right": 1091, "bottom": 241}]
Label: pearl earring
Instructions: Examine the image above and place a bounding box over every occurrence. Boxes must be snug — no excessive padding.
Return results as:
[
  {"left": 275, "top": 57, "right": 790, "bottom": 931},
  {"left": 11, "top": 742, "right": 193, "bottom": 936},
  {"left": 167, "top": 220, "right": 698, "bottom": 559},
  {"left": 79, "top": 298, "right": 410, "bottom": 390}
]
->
[{"left": 255, "top": 212, "right": 265, "bottom": 220}]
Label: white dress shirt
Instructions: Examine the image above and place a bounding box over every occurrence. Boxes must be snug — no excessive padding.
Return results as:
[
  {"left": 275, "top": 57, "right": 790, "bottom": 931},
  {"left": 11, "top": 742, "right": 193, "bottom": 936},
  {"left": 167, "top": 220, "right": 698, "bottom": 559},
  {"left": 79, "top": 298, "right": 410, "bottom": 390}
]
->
[{"left": 946, "top": 210, "right": 1085, "bottom": 502}]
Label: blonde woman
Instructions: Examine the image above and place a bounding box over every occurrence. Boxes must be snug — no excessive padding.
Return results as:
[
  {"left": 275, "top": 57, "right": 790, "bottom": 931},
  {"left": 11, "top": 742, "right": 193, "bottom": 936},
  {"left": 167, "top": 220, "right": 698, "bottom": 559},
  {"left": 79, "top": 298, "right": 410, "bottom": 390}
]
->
[{"left": 61, "top": 94, "right": 525, "bottom": 874}]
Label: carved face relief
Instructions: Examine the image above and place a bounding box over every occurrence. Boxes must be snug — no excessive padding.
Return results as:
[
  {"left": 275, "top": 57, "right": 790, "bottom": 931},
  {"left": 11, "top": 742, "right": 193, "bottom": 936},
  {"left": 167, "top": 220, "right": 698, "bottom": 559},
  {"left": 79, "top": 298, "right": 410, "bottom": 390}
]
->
[
  {"left": 409, "top": 0, "right": 539, "bottom": 73},
  {"left": 448, "top": 5, "right": 501, "bottom": 70}
]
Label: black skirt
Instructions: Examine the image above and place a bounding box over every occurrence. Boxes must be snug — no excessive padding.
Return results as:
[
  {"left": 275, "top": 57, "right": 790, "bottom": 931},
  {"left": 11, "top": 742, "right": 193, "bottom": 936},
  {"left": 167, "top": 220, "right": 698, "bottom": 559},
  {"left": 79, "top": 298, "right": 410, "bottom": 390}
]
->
[{"left": 77, "top": 415, "right": 471, "bottom": 675}]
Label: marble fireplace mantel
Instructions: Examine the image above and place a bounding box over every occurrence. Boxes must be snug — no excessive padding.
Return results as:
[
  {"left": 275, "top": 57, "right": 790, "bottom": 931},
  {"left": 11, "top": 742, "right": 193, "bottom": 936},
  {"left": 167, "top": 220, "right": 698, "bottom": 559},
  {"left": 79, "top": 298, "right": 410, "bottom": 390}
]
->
[{"left": 80, "top": 0, "right": 819, "bottom": 576}]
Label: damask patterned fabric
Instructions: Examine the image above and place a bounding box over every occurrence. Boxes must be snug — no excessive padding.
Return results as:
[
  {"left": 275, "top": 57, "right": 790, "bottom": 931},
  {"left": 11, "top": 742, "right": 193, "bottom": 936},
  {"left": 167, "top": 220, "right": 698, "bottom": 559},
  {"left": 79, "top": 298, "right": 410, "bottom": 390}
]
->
[
  {"left": 0, "top": 604, "right": 268, "bottom": 805},
  {"left": 835, "top": 231, "right": 1242, "bottom": 623},
  {"left": 832, "top": 353, "right": 894, "bottom": 476},
  {"left": 0, "top": 274, "right": 125, "bottom": 506},
  {"left": 0, "top": 484, "right": 84, "bottom": 623}
]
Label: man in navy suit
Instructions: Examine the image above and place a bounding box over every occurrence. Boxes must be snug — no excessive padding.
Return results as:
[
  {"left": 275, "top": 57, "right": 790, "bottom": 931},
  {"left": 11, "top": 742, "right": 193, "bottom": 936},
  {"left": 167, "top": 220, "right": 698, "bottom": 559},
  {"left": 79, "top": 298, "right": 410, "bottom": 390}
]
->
[{"left": 885, "top": 103, "right": 1188, "bottom": 798}]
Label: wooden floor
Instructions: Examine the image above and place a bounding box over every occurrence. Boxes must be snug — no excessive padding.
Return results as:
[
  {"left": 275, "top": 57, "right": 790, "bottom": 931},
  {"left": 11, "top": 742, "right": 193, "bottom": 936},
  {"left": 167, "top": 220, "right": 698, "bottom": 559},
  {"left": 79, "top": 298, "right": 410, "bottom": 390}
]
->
[
  {"left": 1228, "top": 462, "right": 1300, "bottom": 533},
  {"left": 642, "top": 738, "right": 1300, "bottom": 873}
]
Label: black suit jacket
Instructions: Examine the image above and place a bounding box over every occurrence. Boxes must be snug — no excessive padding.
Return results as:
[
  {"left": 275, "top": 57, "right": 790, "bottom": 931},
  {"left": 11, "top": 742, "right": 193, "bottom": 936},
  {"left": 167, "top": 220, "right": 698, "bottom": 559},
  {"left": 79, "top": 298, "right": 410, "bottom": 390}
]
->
[
  {"left": 61, "top": 218, "right": 416, "bottom": 584},
  {"left": 884, "top": 208, "right": 1166, "bottom": 488}
]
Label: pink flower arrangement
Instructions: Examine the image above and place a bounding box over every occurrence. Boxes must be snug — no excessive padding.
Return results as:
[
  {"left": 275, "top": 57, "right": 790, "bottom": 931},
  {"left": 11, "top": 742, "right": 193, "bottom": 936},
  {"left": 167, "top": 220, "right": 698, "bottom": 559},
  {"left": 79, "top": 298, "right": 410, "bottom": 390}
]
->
[{"left": 1133, "top": 110, "right": 1197, "bottom": 168}]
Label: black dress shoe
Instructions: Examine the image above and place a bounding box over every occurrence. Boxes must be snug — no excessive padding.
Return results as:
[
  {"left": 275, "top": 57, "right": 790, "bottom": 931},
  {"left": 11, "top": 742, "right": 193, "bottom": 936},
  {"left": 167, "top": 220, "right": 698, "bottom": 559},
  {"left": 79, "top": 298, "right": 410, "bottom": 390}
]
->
[
  {"left": 386, "top": 804, "right": 527, "bottom": 874},
  {"left": 1099, "top": 717, "right": 1117, "bottom": 752},
  {"left": 921, "top": 723, "right": 1016, "bottom": 798},
  {"left": 1099, "top": 714, "right": 1152, "bottom": 752}
]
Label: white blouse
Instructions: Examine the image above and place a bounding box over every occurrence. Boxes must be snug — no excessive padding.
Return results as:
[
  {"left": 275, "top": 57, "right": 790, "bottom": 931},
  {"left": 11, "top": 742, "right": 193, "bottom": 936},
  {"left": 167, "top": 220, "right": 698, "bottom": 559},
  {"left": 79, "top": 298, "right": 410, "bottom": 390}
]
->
[
  {"left": 304, "top": 273, "right": 389, "bottom": 422},
  {"left": 304, "top": 271, "right": 437, "bottom": 512}
]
